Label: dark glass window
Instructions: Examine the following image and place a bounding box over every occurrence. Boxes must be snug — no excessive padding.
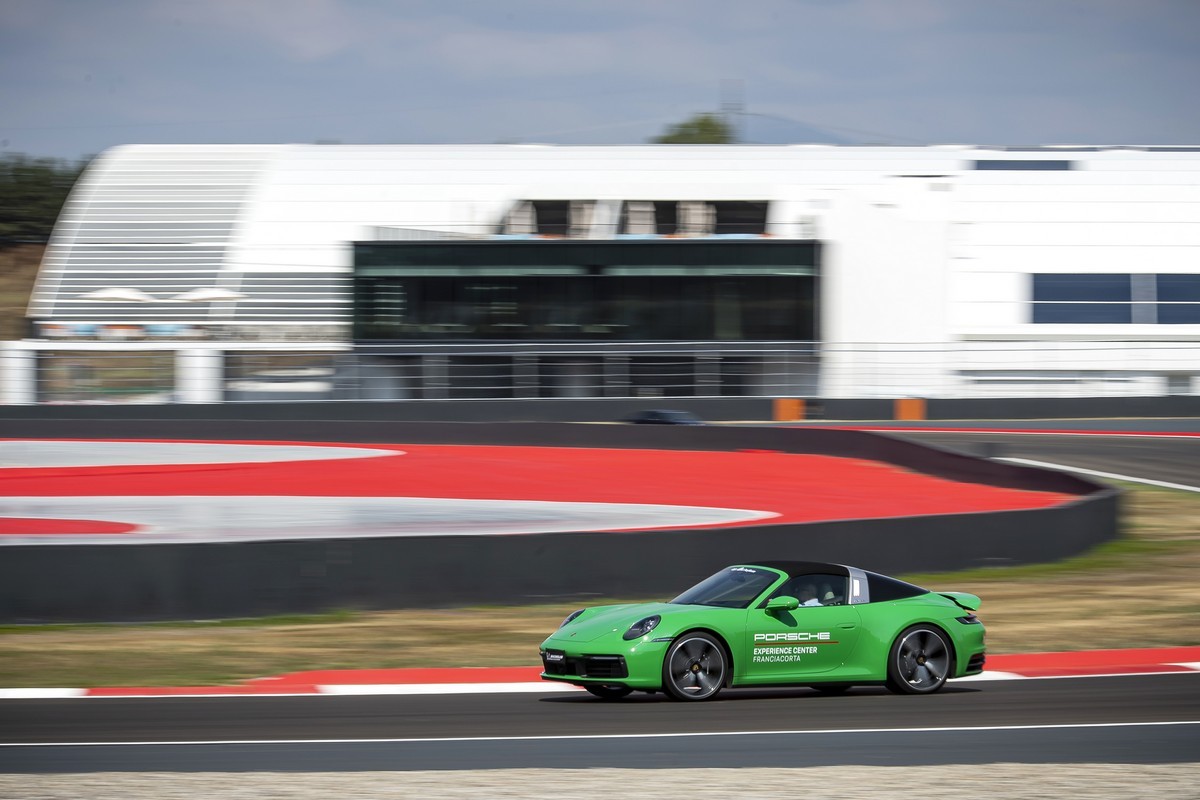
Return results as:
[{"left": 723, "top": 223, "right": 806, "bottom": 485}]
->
[
  {"left": 1033, "top": 303, "right": 1132, "bottom": 324},
  {"left": 1157, "top": 304, "right": 1200, "bottom": 324},
  {"left": 1157, "top": 275, "right": 1200, "bottom": 302},
  {"left": 865, "top": 572, "right": 929, "bottom": 602},
  {"left": 530, "top": 201, "right": 570, "bottom": 236},
  {"left": 1033, "top": 274, "right": 1131, "bottom": 302},
  {"left": 353, "top": 241, "right": 816, "bottom": 342},
  {"left": 1030, "top": 273, "right": 1200, "bottom": 325},
  {"left": 973, "top": 160, "right": 1074, "bottom": 171},
  {"left": 767, "top": 573, "right": 849, "bottom": 606},
  {"left": 654, "top": 202, "right": 678, "bottom": 235},
  {"left": 712, "top": 201, "right": 769, "bottom": 234},
  {"left": 671, "top": 567, "right": 780, "bottom": 609},
  {"left": 616, "top": 201, "right": 770, "bottom": 235}
]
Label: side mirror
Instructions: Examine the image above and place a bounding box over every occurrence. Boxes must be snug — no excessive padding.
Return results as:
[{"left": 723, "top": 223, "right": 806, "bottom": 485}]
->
[{"left": 766, "top": 596, "right": 800, "bottom": 612}]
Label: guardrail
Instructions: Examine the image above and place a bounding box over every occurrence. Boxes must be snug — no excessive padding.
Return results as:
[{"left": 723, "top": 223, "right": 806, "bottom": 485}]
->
[{"left": 1, "top": 340, "right": 1197, "bottom": 405}]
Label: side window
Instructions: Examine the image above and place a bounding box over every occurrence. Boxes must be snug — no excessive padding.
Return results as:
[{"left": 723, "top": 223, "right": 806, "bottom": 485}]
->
[{"left": 769, "top": 573, "right": 848, "bottom": 607}]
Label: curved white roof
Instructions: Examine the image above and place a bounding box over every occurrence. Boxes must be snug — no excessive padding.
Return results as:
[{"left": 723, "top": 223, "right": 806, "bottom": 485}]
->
[{"left": 28, "top": 143, "right": 1200, "bottom": 341}]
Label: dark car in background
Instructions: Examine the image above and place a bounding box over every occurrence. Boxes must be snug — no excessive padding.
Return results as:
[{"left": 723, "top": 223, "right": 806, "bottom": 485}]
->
[{"left": 623, "top": 409, "right": 706, "bottom": 425}]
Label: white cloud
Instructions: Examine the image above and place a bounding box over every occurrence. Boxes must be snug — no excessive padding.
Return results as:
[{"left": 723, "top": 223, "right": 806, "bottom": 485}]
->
[
  {"left": 150, "top": 0, "right": 374, "bottom": 61},
  {"left": 1, "top": 0, "right": 1198, "bottom": 157}
]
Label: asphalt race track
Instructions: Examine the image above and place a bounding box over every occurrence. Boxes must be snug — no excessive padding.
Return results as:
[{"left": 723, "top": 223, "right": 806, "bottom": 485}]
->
[
  {"left": 2, "top": 674, "right": 1198, "bottom": 771},
  {"left": 864, "top": 427, "right": 1200, "bottom": 489},
  {"left": 2, "top": 424, "right": 1198, "bottom": 776}
]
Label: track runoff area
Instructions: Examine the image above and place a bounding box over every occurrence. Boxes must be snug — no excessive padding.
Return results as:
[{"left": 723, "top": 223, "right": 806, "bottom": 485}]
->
[{"left": 0, "top": 432, "right": 1195, "bottom": 698}]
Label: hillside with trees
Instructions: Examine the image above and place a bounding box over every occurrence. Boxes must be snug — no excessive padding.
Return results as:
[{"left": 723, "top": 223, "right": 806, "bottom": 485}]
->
[
  {"left": 0, "top": 243, "right": 43, "bottom": 339},
  {"left": 0, "top": 154, "right": 87, "bottom": 339}
]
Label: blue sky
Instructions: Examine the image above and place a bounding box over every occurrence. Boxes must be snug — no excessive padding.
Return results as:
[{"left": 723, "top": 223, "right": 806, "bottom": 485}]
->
[{"left": 3, "top": 0, "right": 1198, "bottom": 160}]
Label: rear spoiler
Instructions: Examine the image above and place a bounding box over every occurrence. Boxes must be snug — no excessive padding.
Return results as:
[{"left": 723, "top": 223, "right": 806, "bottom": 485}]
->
[{"left": 938, "top": 591, "right": 981, "bottom": 612}]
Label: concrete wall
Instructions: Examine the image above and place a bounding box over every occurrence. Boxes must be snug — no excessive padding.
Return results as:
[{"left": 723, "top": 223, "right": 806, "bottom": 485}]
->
[{"left": 0, "top": 395, "right": 1196, "bottom": 425}]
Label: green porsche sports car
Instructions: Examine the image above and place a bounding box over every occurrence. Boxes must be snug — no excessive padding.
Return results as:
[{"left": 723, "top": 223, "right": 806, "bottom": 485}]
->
[{"left": 539, "top": 561, "right": 985, "bottom": 700}]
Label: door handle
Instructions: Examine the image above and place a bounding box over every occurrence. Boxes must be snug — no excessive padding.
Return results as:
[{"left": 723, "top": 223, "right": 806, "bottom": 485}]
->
[{"left": 838, "top": 623, "right": 857, "bottom": 629}]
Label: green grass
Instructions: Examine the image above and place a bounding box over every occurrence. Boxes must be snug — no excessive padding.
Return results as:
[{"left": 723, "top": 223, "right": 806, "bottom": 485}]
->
[
  {"left": 902, "top": 480, "right": 1198, "bottom": 585},
  {"left": 1, "top": 482, "right": 1197, "bottom": 686},
  {"left": 901, "top": 535, "right": 1183, "bottom": 586}
]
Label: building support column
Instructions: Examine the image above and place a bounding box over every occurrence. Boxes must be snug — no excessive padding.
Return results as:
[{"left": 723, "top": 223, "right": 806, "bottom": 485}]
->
[
  {"left": 175, "top": 348, "right": 224, "bottom": 403},
  {"left": 0, "top": 344, "right": 37, "bottom": 405}
]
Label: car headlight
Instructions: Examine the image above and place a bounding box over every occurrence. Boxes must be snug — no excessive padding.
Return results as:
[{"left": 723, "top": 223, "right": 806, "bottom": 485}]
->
[
  {"left": 560, "top": 609, "right": 585, "bottom": 628},
  {"left": 622, "top": 615, "right": 661, "bottom": 640}
]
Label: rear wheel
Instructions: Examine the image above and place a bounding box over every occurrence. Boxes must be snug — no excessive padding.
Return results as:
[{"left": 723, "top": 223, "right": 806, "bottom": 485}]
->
[
  {"left": 584, "top": 684, "right": 633, "bottom": 700},
  {"left": 885, "top": 624, "right": 952, "bottom": 694},
  {"left": 663, "top": 632, "right": 727, "bottom": 701}
]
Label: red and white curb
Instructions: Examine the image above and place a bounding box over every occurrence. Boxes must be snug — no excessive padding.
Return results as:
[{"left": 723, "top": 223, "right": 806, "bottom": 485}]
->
[{"left": 3, "top": 647, "right": 1198, "bottom": 699}]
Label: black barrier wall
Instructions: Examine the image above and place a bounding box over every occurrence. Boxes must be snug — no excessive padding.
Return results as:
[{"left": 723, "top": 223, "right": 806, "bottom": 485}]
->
[
  {"left": 0, "top": 422, "right": 1119, "bottom": 622},
  {"left": 0, "top": 394, "right": 1197, "bottom": 424}
]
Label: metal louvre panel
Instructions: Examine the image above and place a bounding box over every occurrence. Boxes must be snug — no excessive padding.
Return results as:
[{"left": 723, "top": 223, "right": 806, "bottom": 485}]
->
[{"left": 30, "top": 147, "right": 281, "bottom": 323}]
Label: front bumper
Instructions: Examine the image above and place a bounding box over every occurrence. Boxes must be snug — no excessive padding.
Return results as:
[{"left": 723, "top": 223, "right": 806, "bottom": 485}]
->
[
  {"left": 539, "top": 638, "right": 669, "bottom": 689},
  {"left": 541, "top": 650, "right": 629, "bottom": 679}
]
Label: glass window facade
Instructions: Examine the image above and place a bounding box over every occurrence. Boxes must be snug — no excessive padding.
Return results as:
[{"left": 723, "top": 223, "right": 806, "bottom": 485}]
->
[
  {"left": 1158, "top": 275, "right": 1200, "bottom": 302},
  {"left": 1158, "top": 304, "right": 1200, "bottom": 324},
  {"left": 973, "top": 159, "right": 1074, "bottom": 171},
  {"left": 1031, "top": 273, "right": 1200, "bottom": 325},
  {"left": 1032, "top": 303, "right": 1133, "bottom": 324},
  {"left": 1033, "top": 274, "right": 1131, "bottom": 302},
  {"left": 353, "top": 241, "right": 817, "bottom": 342}
]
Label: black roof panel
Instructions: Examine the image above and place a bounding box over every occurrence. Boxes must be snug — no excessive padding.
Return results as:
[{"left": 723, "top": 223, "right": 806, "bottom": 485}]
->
[{"left": 742, "top": 560, "right": 849, "bottom": 577}]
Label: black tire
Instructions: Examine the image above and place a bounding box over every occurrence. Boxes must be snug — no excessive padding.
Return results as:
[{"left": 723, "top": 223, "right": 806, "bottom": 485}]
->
[
  {"left": 584, "top": 684, "right": 633, "bottom": 700},
  {"left": 885, "top": 624, "right": 953, "bottom": 694},
  {"left": 662, "top": 632, "right": 727, "bottom": 701}
]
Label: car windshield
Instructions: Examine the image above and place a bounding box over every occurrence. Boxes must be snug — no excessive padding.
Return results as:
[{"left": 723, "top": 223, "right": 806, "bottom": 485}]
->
[{"left": 670, "top": 566, "right": 779, "bottom": 609}]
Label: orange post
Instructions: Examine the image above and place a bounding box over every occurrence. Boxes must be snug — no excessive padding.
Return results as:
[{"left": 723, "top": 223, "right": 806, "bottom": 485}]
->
[
  {"left": 894, "top": 398, "right": 927, "bottom": 421},
  {"left": 773, "top": 398, "right": 805, "bottom": 421}
]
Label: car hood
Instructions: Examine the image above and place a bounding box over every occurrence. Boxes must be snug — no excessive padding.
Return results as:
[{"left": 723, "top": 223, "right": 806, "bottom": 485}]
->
[{"left": 545, "top": 602, "right": 676, "bottom": 644}]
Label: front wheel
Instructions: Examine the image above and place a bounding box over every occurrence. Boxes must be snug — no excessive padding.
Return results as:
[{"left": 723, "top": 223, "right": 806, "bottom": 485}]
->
[
  {"left": 885, "top": 624, "right": 952, "bottom": 694},
  {"left": 584, "top": 684, "right": 633, "bottom": 700},
  {"left": 663, "top": 632, "right": 727, "bottom": 701}
]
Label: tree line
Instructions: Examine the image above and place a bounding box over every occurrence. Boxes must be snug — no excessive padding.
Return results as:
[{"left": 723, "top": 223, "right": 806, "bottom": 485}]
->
[{"left": 0, "top": 153, "right": 90, "bottom": 244}]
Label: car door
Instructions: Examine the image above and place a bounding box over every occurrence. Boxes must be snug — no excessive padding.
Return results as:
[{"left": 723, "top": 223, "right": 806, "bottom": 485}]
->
[{"left": 738, "top": 573, "right": 863, "bottom": 682}]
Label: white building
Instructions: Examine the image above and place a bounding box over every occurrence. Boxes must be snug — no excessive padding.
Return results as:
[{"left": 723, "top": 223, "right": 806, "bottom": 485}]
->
[{"left": 15, "top": 143, "right": 1200, "bottom": 402}]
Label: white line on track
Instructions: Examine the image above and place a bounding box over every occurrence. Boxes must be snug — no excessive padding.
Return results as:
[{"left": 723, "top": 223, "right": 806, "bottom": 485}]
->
[
  {"left": 857, "top": 429, "right": 1200, "bottom": 439},
  {"left": 997, "top": 457, "right": 1200, "bottom": 494},
  {"left": 4, "top": 720, "right": 1198, "bottom": 748},
  {"left": 317, "top": 669, "right": 1199, "bottom": 693},
  {"left": 0, "top": 688, "right": 86, "bottom": 699},
  {"left": 319, "top": 682, "right": 573, "bottom": 695}
]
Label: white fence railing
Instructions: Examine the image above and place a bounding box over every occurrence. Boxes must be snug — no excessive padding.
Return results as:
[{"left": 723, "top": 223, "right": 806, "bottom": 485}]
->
[{"left": 1, "top": 340, "right": 1197, "bottom": 404}]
